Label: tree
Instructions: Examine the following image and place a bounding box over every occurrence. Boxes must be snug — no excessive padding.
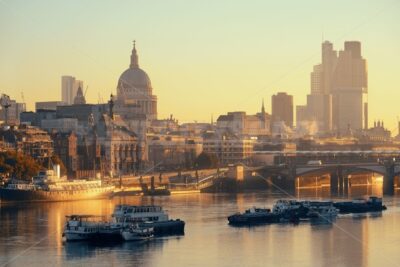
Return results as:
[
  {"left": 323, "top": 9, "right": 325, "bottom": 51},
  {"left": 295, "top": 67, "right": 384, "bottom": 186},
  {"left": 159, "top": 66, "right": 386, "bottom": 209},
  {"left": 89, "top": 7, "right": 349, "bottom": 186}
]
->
[
  {"left": 0, "top": 151, "right": 42, "bottom": 180},
  {"left": 194, "top": 152, "right": 219, "bottom": 169}
]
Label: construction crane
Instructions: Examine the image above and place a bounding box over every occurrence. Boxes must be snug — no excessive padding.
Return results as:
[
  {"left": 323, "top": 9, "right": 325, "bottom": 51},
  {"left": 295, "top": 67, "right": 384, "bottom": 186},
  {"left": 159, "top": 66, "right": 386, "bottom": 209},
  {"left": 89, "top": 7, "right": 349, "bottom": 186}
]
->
[
  {"left": 0, "top": 94, "right": 11, "bottom": 125},
  {"left": 84, "top": 85, "right": 89, "bottom": 97},
  {"left": 97, "top": 93, "right": 104, "bottom": 104}
]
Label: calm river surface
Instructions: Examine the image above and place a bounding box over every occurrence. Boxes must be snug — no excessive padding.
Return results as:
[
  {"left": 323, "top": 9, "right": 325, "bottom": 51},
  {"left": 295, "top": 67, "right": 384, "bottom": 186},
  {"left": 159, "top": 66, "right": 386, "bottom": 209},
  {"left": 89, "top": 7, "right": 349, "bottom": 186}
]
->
[{"left": 1, "top": 186, "right": 400, "bottom": 267}]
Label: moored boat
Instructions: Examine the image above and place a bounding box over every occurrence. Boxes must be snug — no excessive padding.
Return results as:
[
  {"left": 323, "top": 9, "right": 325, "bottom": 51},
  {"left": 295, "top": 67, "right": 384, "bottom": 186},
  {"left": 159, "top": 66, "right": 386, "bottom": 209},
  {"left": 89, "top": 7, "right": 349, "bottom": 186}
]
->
[
  {"left": 228, "top": 207, "right": 281, "bottom": 226},
  {"left": 333, "top": 196, "right": 387, "bottom": 213},
  {"left": 63, "top": 215, "right": 104, "bottom": 241},
  {"left": 272, "top": 199, "right": 310, "bottom": 219},
  {"left": 307, "top": 205, "right": 339, "bottom": 220},
  {"left": 112, "top": 205, "right": 185, "bottom": 236}
]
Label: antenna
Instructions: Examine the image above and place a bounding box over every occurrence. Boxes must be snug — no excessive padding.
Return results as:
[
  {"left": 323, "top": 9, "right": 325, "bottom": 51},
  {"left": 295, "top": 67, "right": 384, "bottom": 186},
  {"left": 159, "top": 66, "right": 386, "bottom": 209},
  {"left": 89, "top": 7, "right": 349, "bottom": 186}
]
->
[
  {"left": 21, "top": 91, "right": 25, "bottom": 103},
  {"left": 84, "top": 86, "right": 89, "bottom": 97}
]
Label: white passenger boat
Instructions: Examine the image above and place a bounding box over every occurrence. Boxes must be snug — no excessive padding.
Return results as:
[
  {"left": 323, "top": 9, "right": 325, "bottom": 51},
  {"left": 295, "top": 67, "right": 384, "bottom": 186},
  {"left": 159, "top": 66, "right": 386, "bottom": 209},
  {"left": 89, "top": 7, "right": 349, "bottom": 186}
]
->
[
  {"left": 113, "top": 205, "right": 169, "bottom": 223},
  {"left": 0, "top": 165, "right": 114, "bottom": 202},
  {"left": 112, "top": 205, "right": 185, "bottom": 236}
]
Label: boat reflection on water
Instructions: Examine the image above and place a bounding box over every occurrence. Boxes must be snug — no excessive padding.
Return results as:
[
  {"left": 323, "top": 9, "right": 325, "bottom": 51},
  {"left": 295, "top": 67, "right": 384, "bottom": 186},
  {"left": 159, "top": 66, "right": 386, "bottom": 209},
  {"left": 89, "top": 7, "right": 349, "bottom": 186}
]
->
[
  {"left": 309, "top": 216, "right": 336, "bottom": 227},
  {"left": 0, "top": 182, "right": 395, "bottom": 267},
  {"left": 63, "top": 237, "right": 167, "bottom": 262},
  {"left": 350, "top": 211, "right": 383, "bottom": 220},
  {"left": 368, "top": 211, "right": 383, "bottom": 218}
]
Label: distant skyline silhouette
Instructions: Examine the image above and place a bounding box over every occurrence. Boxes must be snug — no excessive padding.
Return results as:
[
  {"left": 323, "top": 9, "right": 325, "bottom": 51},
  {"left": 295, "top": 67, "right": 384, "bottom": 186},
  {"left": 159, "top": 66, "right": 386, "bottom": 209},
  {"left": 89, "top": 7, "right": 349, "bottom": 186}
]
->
[{"left": 0, "top": 0, "right": 399, "bottom": 130}]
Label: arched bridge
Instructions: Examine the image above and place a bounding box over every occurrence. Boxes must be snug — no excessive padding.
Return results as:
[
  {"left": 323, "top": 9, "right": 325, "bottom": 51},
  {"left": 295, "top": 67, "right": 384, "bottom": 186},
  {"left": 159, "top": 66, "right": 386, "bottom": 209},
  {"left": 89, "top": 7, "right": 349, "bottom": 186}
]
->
[{"left": 252, "top": 162, "right": 400, "bottom": 195}]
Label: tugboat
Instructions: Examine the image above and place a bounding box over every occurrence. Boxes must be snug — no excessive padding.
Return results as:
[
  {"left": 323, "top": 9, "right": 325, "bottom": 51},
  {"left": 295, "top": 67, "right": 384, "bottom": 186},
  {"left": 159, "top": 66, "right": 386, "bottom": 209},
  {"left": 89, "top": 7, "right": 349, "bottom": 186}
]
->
[
  {"left": 141, "top": 184, "right": 171, "bottom": 196},
  {"left": 141, "top": 176, "right": 171, "bottom": 196},
  {"left": 121, "top": 224, "right": 154, "bottom": 241},
  {"left": 333, "top": 196, "right": 387, "bottom": 213},
  {"left": 63, "top": 215, "right": 104, "bottom": 241},
  {"left": 227, "top": 207, "right": 281, "bottom": 226}
]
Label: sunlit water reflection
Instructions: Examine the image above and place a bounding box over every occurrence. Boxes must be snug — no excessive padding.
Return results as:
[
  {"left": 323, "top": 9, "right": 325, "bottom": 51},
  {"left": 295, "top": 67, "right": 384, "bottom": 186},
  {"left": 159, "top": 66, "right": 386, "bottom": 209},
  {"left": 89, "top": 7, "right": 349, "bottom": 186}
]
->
[{"left": 1, "top": 184, "right": 400, "bottom": 267}]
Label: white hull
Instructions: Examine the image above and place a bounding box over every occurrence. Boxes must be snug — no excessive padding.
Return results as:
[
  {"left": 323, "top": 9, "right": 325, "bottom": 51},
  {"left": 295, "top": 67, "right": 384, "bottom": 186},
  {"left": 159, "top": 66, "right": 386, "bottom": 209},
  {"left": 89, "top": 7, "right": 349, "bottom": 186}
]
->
[
  {"left": 0, "top": 186, "right": 114, "bottom": 202},
  {"left": 121, "top": 231, "right": 153, "bottom": 241}
]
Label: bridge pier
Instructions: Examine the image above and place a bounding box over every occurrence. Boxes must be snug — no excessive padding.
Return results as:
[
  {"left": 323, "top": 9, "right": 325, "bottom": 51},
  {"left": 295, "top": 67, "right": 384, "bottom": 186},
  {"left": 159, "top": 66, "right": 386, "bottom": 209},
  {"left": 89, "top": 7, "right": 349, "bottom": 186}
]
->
[
  {"left": 330, "top": 166, "right": 349, "bottom": 195},
  {"left": 383, "top": 163, "right": 395, "bottom": 195},
  {"left": 286, "top": 163, "right": 296, "bottom": 193},
  {"left": 342, "top": 171, "right": 349, "bottom": 195},
  {"left": 269, "top": 175, "right": 294, "bottom": 193},
  {"left": 330, "top": 171, "right": 339, "bottom": 194}
]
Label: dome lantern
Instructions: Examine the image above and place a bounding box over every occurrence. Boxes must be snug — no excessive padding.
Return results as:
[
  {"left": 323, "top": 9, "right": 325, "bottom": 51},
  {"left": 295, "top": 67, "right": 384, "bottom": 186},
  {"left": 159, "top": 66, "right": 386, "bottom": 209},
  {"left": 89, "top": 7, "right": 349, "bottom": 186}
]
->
[{"left": 130, "top": 40, "right": 139, "bottom": 69}]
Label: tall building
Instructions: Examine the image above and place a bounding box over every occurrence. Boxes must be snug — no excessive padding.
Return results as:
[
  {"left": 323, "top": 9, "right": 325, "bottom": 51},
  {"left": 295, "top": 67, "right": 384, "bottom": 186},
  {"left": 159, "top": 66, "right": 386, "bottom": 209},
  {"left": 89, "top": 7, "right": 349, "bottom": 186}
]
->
[
  {"left": 297, "top": 40, "right": 368, "bottom": 135},
  {"left": 305, "top": 41, "right": 337, "bottom": 133},
  {"left": 321, "top": 41, "right": 338, "bottom": 95},
  {"left": 306, "top": 94, "right": 332, "bottom": 132},
  {"left": 331, "top": 41, "right": 368, "bottom": 132},
  {"left": 61, "top": 76, "right": 83, "bottom": 105},
  {"left": 271, "top": 92, "right": 293, "bottom": 128},
  {"left": 116, "top": 41, "right": 157, "bottom": 121}
]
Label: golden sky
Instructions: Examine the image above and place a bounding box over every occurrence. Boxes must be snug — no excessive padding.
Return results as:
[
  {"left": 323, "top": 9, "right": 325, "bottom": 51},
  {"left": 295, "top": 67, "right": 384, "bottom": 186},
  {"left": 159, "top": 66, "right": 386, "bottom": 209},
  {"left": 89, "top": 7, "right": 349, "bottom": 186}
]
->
[{"left": 0, "top": 0, "right": 399, "bottom": 130}]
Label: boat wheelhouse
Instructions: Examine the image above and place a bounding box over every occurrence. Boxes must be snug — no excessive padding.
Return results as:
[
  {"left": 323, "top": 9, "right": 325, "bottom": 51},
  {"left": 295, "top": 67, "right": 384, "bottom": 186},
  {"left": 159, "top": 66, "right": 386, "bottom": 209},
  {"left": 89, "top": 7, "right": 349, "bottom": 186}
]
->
[
  {"left": 63, "top": 215, "right": 105, "bottom": 241},
  {"left": 112, "top": 205, "right": 169, "bottom": 223}
]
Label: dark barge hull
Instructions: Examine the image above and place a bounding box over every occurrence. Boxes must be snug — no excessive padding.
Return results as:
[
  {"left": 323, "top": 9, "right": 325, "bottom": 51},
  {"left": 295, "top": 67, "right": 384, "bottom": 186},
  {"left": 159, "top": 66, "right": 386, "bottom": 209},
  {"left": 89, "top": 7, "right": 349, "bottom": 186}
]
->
[
  {"left": 333, "top": 203, "right": 387, "bottom": 213},
  {"left": 228, "top": 214, "right": 281, "bottom": 226},
  {"left": 140, "top": 220, "right": 185, "bottom": 236}
]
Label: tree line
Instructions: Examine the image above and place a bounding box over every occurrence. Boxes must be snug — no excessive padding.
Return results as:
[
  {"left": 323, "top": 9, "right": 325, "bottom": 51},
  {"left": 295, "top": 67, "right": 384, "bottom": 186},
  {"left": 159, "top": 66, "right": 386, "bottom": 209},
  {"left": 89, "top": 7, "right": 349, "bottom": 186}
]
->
[{"left": 0, "top": 151, "right": 66, "bottom": 180}]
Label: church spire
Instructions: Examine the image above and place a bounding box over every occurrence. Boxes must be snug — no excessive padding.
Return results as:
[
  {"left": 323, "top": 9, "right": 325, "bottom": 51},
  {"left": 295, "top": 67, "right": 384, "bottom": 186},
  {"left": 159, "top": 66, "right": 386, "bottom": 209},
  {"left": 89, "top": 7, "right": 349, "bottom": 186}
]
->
[
  {"left": 73, "top": 86, "right": 86, "bottom": 105},
  {"left": 130, "top": 40, "right": 139, "bottom": 68},
  {"left": 261, "top": 98, "right": 265, "bottom": 114}
]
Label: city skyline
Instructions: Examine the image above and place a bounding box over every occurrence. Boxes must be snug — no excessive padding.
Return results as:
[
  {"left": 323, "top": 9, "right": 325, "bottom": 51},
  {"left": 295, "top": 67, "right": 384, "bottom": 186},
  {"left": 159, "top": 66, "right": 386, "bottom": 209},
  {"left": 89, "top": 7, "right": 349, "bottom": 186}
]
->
[{"left": 0, "top": 0, "right": 399, "bottom": 130}]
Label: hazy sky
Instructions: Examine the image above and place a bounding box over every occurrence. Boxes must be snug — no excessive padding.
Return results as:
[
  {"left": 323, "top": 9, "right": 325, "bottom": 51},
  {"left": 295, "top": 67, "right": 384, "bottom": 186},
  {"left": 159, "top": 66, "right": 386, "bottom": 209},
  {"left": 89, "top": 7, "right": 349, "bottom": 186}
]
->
[{"left": 0, "top": 0, "right": 399, "bottom": 130}]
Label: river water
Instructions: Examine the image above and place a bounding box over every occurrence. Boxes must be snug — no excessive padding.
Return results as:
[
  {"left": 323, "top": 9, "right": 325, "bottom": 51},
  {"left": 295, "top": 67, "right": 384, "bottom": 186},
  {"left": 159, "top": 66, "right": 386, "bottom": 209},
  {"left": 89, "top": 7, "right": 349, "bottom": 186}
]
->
[{"left": 1, "top": 185, "right": 400, "bottom": 267}]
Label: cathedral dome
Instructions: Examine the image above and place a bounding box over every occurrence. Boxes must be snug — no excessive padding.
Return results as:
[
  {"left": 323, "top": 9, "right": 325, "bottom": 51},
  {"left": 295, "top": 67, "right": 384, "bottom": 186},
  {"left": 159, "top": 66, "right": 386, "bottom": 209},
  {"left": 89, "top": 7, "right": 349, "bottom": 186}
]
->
[
  {"left": 118, "top": 67, "right": 152, "bottom": 91},
  {"left": 117, "top": 42, "right": 152, "bottom": 98}
]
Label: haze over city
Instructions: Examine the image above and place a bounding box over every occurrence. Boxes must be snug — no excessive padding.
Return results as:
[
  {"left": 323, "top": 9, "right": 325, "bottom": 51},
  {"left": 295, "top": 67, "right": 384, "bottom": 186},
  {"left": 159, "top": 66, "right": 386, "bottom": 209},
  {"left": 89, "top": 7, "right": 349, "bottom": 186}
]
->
[
  {"left": 1, "top": 0, "right": 399, "bottom": 129},
  {"left": 3, "top": 1, "right": 400, "bottom": 267}
]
